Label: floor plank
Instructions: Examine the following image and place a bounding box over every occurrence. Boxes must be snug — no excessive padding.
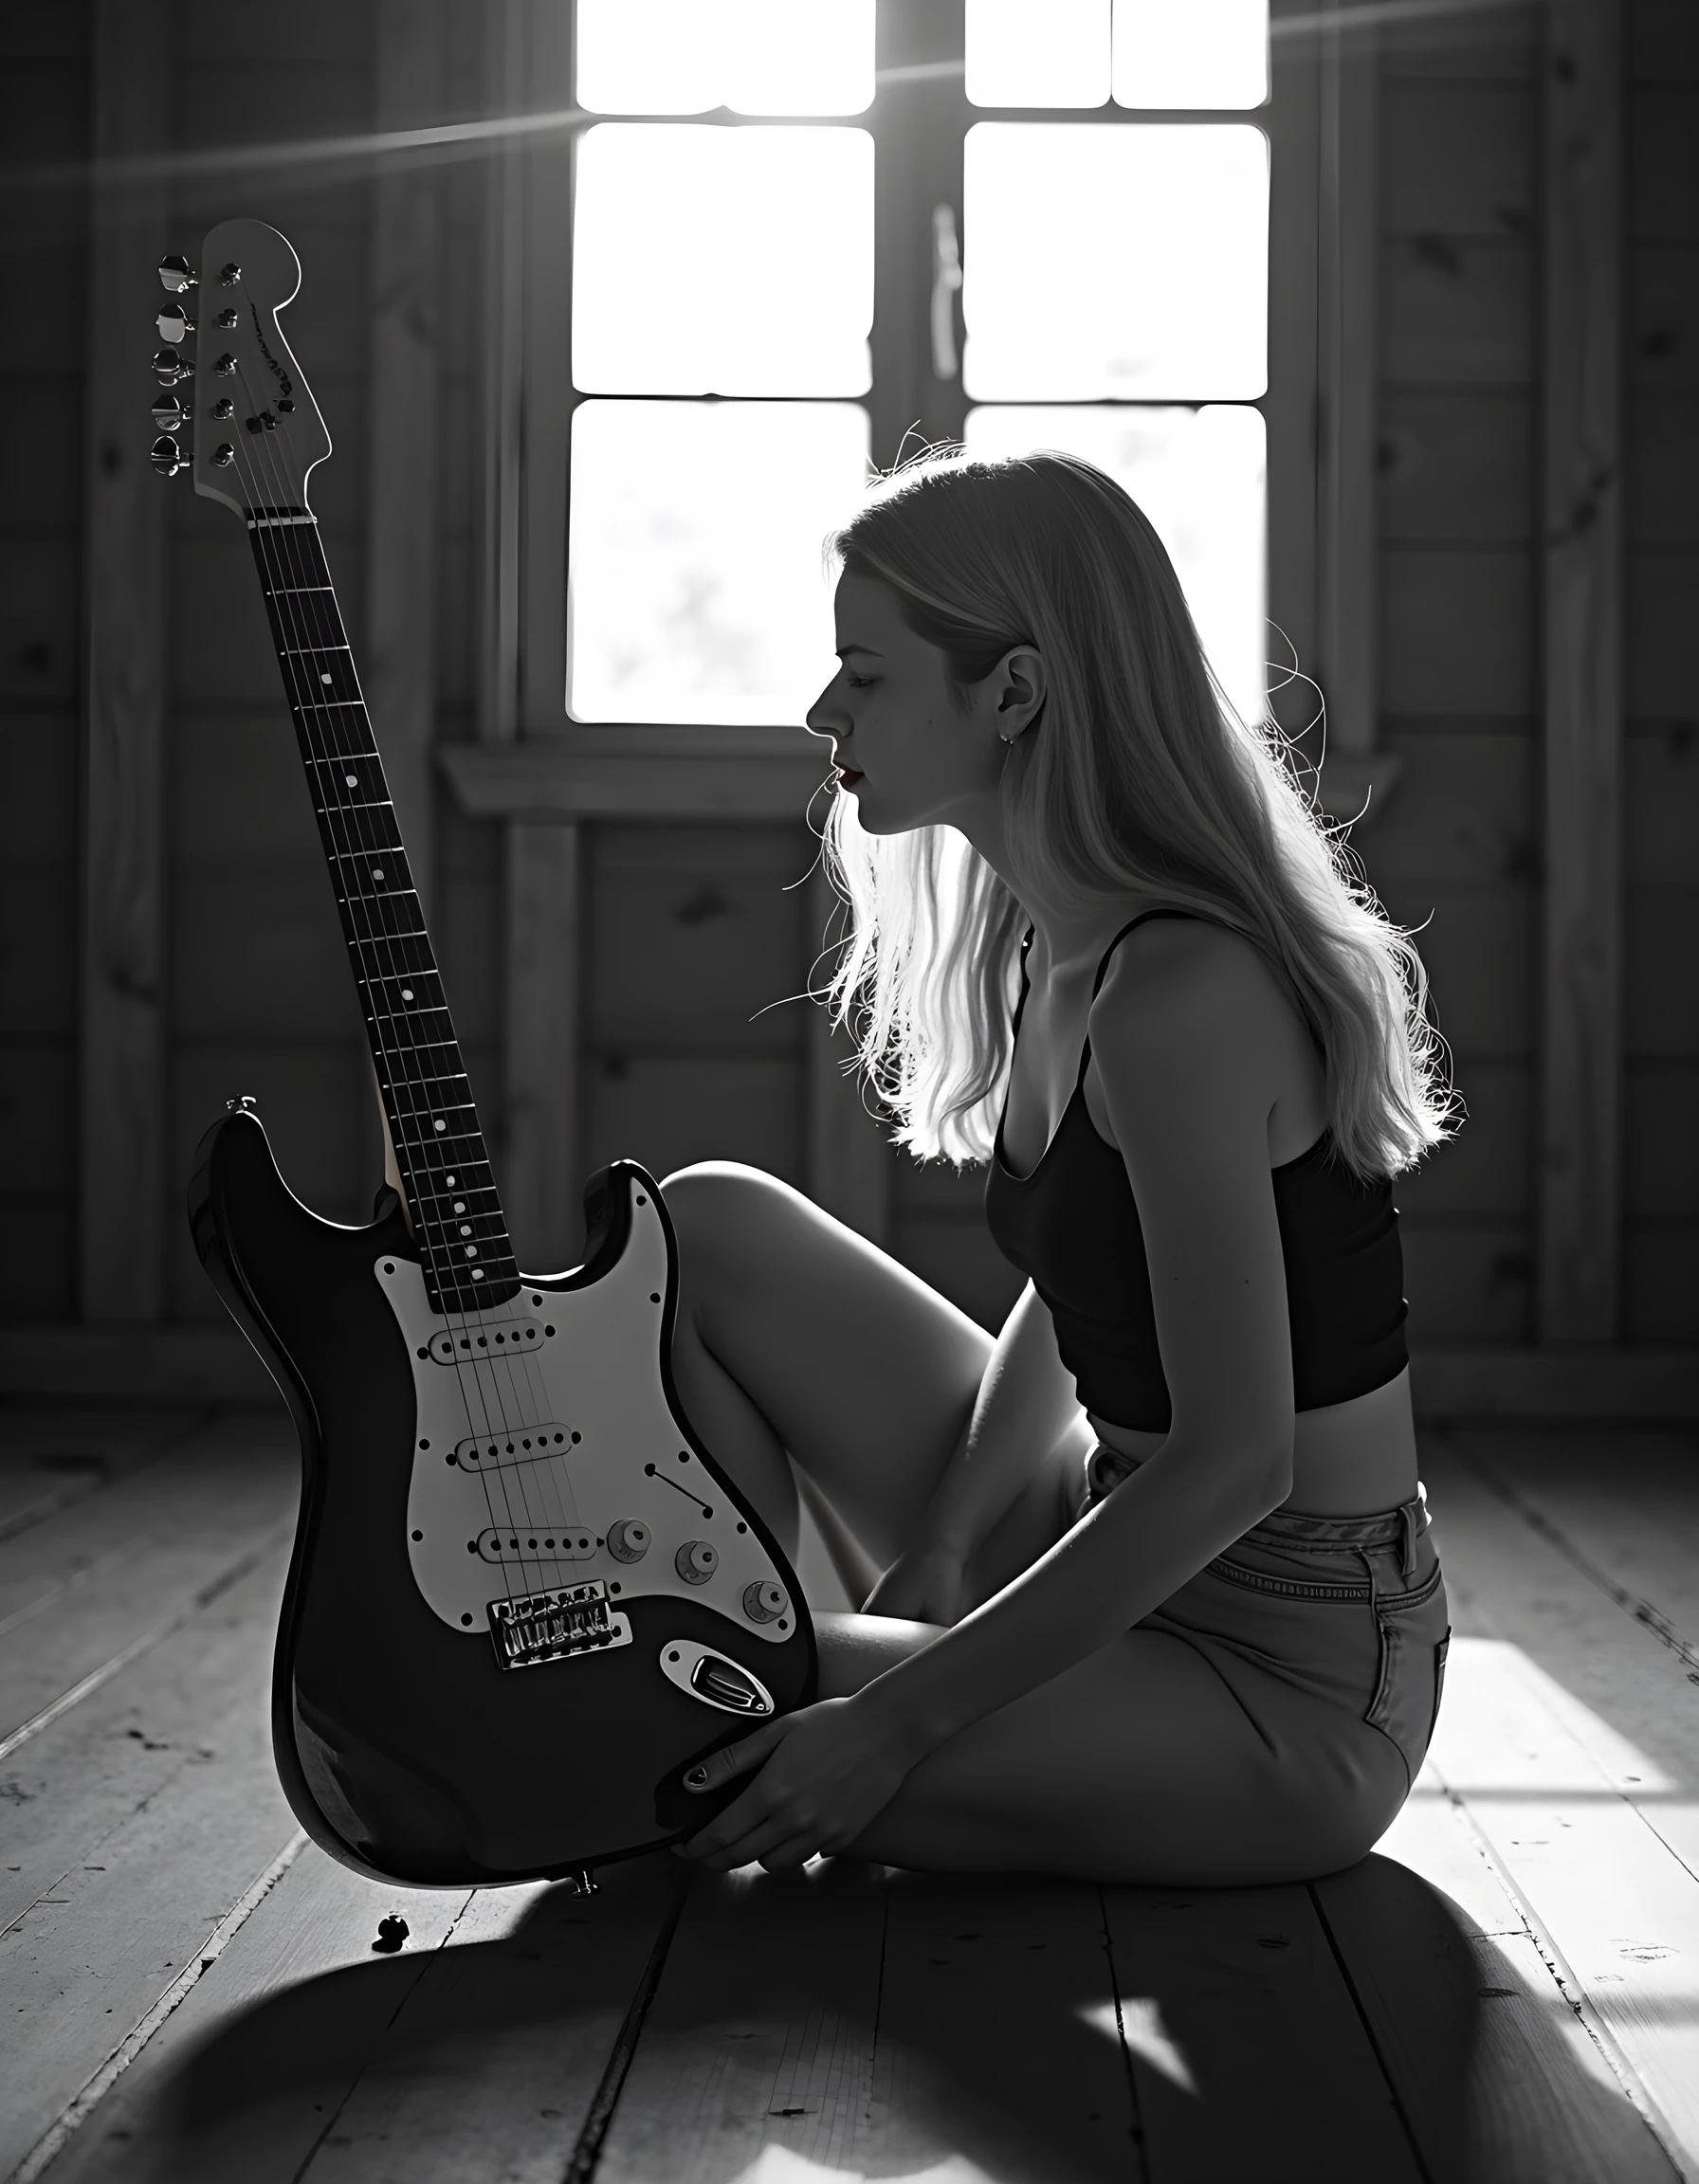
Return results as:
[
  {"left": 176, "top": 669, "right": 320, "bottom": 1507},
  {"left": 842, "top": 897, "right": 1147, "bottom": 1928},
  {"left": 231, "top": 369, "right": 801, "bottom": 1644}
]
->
[
  {"left": 1424, "top": 1441, "right": 1699, "bottom": 1886},
  {"left": 0, "top": 1407, "right": 204, "bottom": 1544},
  {"left": 860, "top": 1875, "right": 1139, "bottom": 2182},
  {"left": 594, "top": 1860, "right": 887, "bottom": 2184},
  {"left": 35, "top": 1847, "right": 483, "bottom": 2184},
  {"left": 300, "top": 1857, "right": 684, "bottom": 2184},
  {"left": 0, "top": 1544, "right": 289, "bottom": 1939},
  {"left": 0, "top": 1413, "right": 296, "bottom": 1747},
  {"left": 1450, "top": 1427, "right": 1699, "bottom": 1636},
  {"left": 1318, "top": 1793, "right": 1681, "bottom": 2182},
  {"left": 1101, "top": 1880, "right": 1422, "bottom": 2182},
  {"left": 1424, "top": 1630, "right": 1699, "bottom": 2175}
]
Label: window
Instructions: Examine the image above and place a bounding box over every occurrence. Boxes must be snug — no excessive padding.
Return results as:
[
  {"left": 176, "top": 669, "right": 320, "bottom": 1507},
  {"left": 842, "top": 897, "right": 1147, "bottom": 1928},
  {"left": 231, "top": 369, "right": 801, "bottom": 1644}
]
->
[
  {"left": 559, "top": 0, "right": 1271, "bottom": 733},
  {"left": 565, "top": 3, "right": 876, "bottom": 725},
  {"left": 960, "top": 0, "right": 1270, "bottom": 722}
]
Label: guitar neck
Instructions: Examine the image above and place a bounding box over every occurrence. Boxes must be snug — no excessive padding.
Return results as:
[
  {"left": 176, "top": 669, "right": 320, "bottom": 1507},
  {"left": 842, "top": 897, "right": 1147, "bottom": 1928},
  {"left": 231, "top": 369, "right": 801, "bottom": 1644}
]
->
[{"left": 247, "top": 506, "right": 520, "bottom": 1314}]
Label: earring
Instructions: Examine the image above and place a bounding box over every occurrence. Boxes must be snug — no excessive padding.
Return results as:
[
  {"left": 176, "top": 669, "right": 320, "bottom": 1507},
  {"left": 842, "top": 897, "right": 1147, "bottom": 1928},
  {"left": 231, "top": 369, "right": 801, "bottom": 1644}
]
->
[{"left": 998, "top": 729, "right": 1018, "bottom": 744}]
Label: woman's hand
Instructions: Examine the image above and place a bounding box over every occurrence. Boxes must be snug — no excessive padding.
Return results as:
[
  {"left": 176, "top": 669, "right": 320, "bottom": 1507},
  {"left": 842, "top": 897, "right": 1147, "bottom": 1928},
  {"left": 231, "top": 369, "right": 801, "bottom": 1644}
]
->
[
  {"left": 674, "top": 1696, "right": 923, "bottom": 1872},
  {"left": 861, "top": 1538, "right": 968, "bottom": 1625}
]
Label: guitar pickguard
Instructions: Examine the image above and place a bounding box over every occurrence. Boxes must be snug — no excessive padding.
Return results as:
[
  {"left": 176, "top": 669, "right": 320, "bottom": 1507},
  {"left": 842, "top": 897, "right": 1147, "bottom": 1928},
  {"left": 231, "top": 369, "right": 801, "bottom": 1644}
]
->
[{"left": 379, "top": 1187, "right": 797, "bottom": 1655}]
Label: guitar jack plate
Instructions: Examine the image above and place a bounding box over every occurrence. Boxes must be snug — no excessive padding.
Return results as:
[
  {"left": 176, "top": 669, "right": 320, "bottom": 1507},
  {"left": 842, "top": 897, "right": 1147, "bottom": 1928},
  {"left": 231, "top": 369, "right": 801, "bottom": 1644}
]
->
[{"left": 659, "top": 1639, "right": 774, "bottom": 1717}]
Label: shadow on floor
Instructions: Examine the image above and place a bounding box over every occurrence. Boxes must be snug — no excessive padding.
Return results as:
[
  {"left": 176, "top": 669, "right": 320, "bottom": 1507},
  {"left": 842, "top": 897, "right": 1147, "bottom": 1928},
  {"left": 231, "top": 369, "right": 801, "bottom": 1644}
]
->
[{"left": 63, "top": 1835, "right": 1660, "bottom": 2184}]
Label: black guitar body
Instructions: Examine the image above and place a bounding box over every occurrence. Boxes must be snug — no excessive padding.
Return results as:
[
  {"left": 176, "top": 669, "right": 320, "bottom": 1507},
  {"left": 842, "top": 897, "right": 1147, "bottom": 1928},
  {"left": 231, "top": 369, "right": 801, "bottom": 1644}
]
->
[{"left": 190, "top": 1107, "right": 816, "bottom": 1888}]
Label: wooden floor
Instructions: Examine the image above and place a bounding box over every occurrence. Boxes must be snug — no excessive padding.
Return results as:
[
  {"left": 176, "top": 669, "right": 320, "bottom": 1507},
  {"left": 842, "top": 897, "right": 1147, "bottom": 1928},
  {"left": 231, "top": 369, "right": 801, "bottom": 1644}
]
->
[{"left": 4, "top": 1406, "right": 1699, "bottom": 2184}]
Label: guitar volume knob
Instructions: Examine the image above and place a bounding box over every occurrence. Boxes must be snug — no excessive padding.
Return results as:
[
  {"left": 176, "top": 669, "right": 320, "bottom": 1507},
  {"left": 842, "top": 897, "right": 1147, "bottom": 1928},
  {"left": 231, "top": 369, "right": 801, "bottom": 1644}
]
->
[
  {"left": 607, "top": 1519, "right": 649, "bottom": 1564},
  {"left": 675, "top": 1539, "right": 717, "bottom": 1586},
  {"left": 742, "top": 1581, "right": 787, "bottom": 1625}
]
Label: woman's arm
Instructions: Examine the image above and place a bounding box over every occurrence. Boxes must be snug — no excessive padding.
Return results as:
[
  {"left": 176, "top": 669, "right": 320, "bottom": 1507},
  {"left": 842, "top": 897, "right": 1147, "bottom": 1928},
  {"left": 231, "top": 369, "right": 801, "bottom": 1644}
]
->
[
  {"left": 680, "top": 925, "right": 1304, "bottom": 1864},
  {"left": 862, "top": 1280, "right": 1085, "bottom": 1619}
]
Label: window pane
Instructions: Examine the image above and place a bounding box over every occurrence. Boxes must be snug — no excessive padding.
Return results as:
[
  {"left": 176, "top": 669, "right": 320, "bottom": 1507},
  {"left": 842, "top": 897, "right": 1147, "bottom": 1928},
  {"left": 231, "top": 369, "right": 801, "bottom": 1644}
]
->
[
  {"left": 573, "top": 125, "right": 873, "bottom": 396},
  {"left": 576, "top": 0, "right": 873, "bottom": 116},
  {"left": 966, "top": 0, "right": 1110, "bottom": 108},
  {"left": 963, "top": 404, "right": 1267, "bottom": 720},
  {"left": 1113, "top": 0, "right": 1269, "bottom": 109},
  {"left": 962, "top": 124, "right": 1268, "bottom": 400},
  {"left": 728, "top": 0, "right": 874, "bottom": 115},
  {"left": 568, "top": 399, "right": 871, "bottom": 724}
]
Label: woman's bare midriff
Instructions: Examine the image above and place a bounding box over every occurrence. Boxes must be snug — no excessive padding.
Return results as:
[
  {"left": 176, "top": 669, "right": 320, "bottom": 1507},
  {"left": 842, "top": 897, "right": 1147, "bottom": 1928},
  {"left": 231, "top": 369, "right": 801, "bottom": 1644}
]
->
[{"left": 1086, "top": 1365, "right": 1421, "bottom": 1520}]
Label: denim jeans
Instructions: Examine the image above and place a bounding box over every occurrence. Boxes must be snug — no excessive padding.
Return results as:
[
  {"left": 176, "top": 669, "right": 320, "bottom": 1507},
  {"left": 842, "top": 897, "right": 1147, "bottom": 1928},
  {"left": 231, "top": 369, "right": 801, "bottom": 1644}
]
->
[{"left": 1084, "top": 1446, "right": 1452, "bottom": 1792}]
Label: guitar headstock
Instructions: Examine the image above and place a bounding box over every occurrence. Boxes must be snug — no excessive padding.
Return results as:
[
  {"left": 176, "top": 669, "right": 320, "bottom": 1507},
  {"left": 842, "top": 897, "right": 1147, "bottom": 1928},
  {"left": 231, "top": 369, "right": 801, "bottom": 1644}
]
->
[{"left": 150, "top": 219, "right": 332, "bottom": 520}]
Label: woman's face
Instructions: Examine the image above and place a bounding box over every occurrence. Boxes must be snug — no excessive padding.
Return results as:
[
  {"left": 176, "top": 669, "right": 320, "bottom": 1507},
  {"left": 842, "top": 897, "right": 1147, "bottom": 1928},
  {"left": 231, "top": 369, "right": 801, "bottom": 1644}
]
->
[{"left": 805, "top": 570, "right": 1041, "bottom": 835}]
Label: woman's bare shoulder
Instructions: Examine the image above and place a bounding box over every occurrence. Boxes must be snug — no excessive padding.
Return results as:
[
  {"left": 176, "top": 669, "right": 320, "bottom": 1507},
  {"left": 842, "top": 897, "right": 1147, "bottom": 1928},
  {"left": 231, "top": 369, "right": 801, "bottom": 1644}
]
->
[{"left": 1088, "top": 914, "right": 1293, "bottom": 1068}]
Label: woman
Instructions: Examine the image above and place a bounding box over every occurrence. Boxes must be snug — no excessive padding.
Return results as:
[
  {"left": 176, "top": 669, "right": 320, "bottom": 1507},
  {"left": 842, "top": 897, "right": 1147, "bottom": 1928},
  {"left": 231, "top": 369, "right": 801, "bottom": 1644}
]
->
[{"left": 663, "top": 448, "right": 1452, "bottom": 1884}]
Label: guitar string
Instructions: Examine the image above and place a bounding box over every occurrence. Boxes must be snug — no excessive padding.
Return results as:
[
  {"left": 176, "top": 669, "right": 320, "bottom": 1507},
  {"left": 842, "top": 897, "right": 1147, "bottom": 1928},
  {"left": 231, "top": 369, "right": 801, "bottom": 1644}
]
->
[
  {"left": 241, "top": 368, "right": 594, "bottom": 1602},
  {"left": 225, "top": 401, "right": 538, "bottom": 1599}
]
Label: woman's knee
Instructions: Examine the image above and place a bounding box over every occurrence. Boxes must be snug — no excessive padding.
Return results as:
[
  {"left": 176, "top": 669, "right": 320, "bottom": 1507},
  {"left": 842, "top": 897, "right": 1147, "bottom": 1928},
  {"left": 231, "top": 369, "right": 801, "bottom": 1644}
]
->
[{"left": 660, "top": 1161, "right": 805, "bottom": 1264}]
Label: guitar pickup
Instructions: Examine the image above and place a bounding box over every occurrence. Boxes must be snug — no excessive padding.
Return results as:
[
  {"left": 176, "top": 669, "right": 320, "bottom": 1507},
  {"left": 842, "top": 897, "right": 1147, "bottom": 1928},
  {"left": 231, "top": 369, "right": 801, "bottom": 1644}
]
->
[
  {"left": 455, "top": 1427, "right": 575, "bottom": 1470},
  {"left": 488, "top": 1580, "right": 632, "bottom": 1671},
  {"left": 428, "top": 1321, "right": 545, "bottom": 1365},
  {"left": 476, "top": 1525, "right": 596, "bottom": 1565}
]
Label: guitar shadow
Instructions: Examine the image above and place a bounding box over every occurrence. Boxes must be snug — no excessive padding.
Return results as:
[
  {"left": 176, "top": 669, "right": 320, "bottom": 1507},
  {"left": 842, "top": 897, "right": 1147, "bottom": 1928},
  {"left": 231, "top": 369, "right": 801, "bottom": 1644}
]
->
[{"left": 74, "top": 1850, "right": 1641, "bottom": 2183}]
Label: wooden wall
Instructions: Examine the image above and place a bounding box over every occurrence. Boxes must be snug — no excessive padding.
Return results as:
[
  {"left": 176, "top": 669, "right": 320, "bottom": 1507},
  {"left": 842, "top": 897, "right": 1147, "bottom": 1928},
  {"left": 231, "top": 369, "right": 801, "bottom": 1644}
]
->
[
  {"left": 2, "top": 0, "right": 1694, "bottom": 1401},
  {"left": 1620, "top": 0, "right": 1699, "bottom": 1344},
  {"left": 1, "top": 5, "right": 88, "bottom": 1321},
  {"left": 1368, "top": 10, "right": 1542, "bottom": 1346}
]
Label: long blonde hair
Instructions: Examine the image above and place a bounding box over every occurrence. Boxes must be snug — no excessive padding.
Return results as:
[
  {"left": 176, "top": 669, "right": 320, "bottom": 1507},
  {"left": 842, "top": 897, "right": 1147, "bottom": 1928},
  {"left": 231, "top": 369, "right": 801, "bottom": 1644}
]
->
[{"left": 817, "top": 447, "right": 1453, "bottom": 1179}]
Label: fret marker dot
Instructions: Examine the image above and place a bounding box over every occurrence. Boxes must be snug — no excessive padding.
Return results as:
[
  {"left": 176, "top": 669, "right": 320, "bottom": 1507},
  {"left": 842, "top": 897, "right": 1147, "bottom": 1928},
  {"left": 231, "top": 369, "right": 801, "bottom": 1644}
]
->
[
  {"left": 372, "top": 868, "right": 384, "bottom": 883},
  {"left": 320, "top": 671, "right": 332, "bottom": 685},
  {"left": 344, "top": 773, "right": 356, "bottom": 786},
  {"left": 472, "top": 1269, "right": 484, "bottom": 1282},
  {"left": 445, "top": 1174, "right": 456, "bottom": 1185},
  {"left": 452, "top": 1200, "right": 466, "bottom": 1213},
  {"left": 459, "top": 1224, "right": 471, "bottom": 1236},
  {"left": 433, "top": 1119, "right": 447, "bottom": 1132},
  {"left": 465, "top": 1246, "right": 478, "bottom": 1259}
]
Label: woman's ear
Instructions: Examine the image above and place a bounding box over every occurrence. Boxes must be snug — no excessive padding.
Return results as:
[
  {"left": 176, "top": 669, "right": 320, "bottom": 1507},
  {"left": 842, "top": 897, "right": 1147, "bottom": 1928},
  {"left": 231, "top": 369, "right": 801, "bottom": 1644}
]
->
[{"left": 991, "top": 644, "right": 1047, "bottom": 741}]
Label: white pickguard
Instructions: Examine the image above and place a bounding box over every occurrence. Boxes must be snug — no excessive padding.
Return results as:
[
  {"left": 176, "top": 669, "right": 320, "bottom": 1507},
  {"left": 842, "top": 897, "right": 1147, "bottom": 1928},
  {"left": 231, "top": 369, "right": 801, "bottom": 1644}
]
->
[{"left": 377, "top": 1186, "right": 796, "bottom": 1647}]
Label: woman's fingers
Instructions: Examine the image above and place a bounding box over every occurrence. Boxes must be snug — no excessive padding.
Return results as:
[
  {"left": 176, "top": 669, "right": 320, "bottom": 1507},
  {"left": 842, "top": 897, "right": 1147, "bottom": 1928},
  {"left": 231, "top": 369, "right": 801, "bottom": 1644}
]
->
[
  {"left": 681, "top": 1720, "right": 784, "bottom": 1795},
  {"left": 686, "top": 1807, "right": 806, "bottom": 1871}
]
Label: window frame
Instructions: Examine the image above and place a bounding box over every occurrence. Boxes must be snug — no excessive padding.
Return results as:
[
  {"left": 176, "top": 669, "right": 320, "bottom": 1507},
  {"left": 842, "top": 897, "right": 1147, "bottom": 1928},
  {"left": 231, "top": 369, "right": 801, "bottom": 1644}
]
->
[{"left": 484, "top": 0, "right": 1334, "bottom": 790}]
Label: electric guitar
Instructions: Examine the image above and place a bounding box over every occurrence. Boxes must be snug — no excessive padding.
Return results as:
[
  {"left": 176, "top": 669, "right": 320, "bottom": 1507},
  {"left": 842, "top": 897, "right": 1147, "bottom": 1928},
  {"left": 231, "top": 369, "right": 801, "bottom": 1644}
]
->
[{"left": 157, "top": 219, "right": 815, "bottom": 1890}]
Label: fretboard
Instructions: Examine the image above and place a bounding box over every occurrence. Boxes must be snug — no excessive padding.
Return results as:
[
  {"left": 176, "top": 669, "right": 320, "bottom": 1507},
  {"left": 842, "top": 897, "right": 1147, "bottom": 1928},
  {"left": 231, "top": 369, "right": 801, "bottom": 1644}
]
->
[{"left": 247, "top": 507, "right": 520, "bottom": 1316}]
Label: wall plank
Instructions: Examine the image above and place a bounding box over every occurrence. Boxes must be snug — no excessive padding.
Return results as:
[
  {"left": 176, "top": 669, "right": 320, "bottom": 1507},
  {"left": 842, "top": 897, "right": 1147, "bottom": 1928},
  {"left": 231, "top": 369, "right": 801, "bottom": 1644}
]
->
[
  {"left": 1381, "top": 238, "right": 1532, "bottom": 386},
  {"left": 1401, "top": 1223, "right": 1534, "bottom": 1345},
  {"left": 1626, "top": 549, "right": 1699, "bottom": 717},
  {"left": 1538, "top": 0, "right": 1625, "bottom": 1341},
  {"left": 1624, "top": 887, "right": 1699, "bottom": 1057},
  {"left": 1381, "top": 79, "right": 1534, "bottom": 235},
  {"left": 79, "top": 0, "right": 169, "bottom": 1323},
  {"left": 1378, "top": 391, "right": 1533, "bottom": 541},
  {"left": 502, "top": 822, "right": 584, "bottom": 1273},
  {"left": 364, "top": 0, "right": 443, "bottom": 912},
  {"left": 1379, "top": 547, "right": 1531, "bottom": 714}
]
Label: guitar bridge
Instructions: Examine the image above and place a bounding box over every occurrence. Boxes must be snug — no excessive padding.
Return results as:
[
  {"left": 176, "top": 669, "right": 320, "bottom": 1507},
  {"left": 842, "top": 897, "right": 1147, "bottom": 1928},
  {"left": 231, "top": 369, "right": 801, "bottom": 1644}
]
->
[{"left": 487, "top": 1579, "right": 632, "bottom": 1672}]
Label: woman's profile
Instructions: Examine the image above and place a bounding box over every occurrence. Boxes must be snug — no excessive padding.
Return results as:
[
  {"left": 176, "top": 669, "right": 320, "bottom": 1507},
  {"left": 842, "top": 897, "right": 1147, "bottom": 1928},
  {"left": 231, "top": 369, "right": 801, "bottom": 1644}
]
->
[{"left": 662, "top": 446, "right": 1454, "bottom": 1884}]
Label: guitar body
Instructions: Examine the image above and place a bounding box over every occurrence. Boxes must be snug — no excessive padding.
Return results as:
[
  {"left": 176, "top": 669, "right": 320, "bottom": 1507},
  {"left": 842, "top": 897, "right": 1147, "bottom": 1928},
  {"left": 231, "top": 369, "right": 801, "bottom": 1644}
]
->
[{"left": 192, "top": 1106, "right": 815, "bottom": 1885}]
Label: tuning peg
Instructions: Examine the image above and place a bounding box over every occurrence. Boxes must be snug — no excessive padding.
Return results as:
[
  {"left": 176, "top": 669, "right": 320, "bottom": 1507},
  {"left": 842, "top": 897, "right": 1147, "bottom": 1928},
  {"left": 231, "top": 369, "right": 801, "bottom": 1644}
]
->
[
  {"left": 152, "top": 349, "right": 192, "bottom": 386},
  {"left": 150, "top": 434, "right": 186, "bottom": 478},
  {"left": 152, "top": 394, "right": 188, "bottom": 433},
  {"left": 156, "top": 301, "right": 194, "bottom": 344},
  {"left": 215, "top": 261, "right": 242, "bottom": 287},
  {"left": 157, "top": 254, "right": 196, "bottom": 294}
]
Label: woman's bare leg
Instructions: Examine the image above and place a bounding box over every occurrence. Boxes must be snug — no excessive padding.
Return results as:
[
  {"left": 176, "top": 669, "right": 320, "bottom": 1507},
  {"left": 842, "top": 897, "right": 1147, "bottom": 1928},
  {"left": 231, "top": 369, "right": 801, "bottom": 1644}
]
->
[
  {"left": 661, "top": 1161, "right": 997, "bottom": 1570},
  {"left": 809, "top": 1614, "right": 1409, "bottom": 1885}
]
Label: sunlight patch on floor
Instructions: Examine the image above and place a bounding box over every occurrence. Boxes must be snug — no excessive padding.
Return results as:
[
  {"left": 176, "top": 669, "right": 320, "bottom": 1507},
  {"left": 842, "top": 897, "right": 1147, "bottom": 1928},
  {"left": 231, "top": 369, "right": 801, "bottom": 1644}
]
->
[{"left": 1080, "top": 1994, "right": 1198, "bottom": 2094}]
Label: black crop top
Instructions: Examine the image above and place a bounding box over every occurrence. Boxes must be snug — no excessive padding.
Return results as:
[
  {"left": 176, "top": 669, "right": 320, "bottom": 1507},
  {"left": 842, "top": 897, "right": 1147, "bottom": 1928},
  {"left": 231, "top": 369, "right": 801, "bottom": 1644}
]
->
[{"left": 982, "top": 913, "right": 1409, "bottom": 1432}]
